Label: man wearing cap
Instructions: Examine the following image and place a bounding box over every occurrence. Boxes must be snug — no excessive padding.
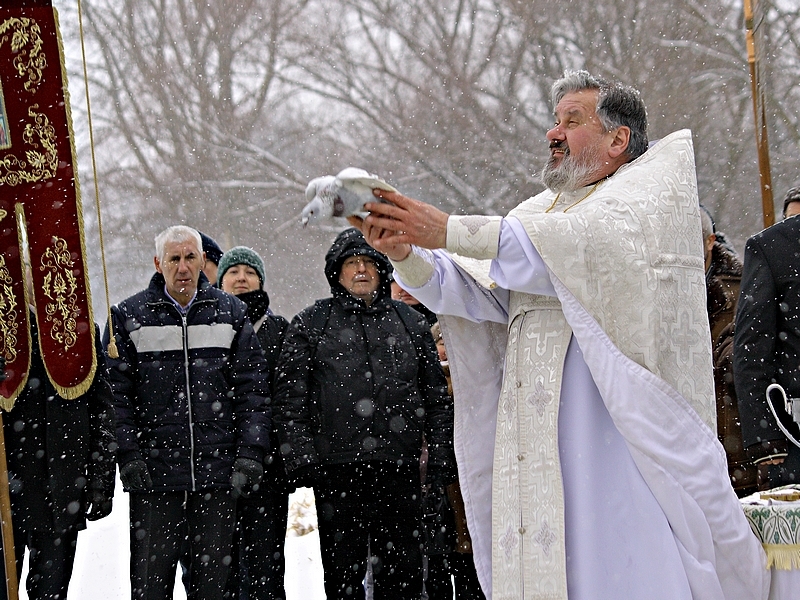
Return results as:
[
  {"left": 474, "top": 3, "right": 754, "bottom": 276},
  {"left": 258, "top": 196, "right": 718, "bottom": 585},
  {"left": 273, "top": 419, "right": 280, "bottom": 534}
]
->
[
  {"left": 199, "top": 231, "right": 223, "bottom": 285},
  {"left": 735, "top": 185, "right": 800, "bottom": 491},
  {"left": 274, "top": 228, "right": 456, "bottom": 600},
  {"left": 218, "top": 246, "right": 291, "bottom": 600}
]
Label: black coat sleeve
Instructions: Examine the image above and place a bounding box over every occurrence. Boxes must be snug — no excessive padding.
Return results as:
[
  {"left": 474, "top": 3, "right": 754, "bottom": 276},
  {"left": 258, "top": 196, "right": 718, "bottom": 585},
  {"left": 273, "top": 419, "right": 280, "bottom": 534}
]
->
[
  {"left": 227, "top": 312, "right": 272, "bottom": 462},
  {"left": 103, "top": 305, "right": 144, "bottom": 467},
  {"left": 733, "top": 236, "right": 788, "bottom": 458},
  {"left": 273, "top": 311, "right": 320, "bottom": 473},
  {"left": 87, "top": 326, "right": 117, "bottom": 495}
]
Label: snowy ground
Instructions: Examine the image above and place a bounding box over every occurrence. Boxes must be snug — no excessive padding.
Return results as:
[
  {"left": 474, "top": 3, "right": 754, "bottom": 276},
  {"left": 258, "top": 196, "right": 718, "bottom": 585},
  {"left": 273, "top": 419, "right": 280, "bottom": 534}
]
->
[{"left": 17, "top": 480, "right": 326, "bottom": 600}]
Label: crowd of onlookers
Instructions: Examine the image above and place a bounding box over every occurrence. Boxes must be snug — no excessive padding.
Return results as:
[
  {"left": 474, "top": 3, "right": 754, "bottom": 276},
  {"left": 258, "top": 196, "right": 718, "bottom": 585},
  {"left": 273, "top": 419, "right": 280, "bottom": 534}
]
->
[{"left": 2, "top": 225, "right": 483, "bottom": 600}]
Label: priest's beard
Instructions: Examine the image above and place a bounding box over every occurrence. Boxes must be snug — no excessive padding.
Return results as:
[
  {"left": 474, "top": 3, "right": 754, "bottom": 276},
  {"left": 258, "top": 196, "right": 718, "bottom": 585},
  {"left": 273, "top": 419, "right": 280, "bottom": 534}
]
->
[{"left": 540, "top": 142, "right": 603, "bottom": 193}]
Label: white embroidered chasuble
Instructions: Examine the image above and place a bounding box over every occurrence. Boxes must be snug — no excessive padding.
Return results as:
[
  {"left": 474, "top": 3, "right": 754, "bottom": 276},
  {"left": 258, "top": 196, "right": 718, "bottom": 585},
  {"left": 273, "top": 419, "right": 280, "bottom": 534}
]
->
[
  {"left": 494, "top": 293, "right": 572, "bottom": 598},
  {"left": 392, "top": 130, "right": 769, "bottom": 600}
]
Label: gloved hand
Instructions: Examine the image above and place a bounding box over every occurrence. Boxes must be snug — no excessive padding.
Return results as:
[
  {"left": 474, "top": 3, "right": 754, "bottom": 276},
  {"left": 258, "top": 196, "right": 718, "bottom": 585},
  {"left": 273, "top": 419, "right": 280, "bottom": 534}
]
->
[
  {"left": 230, "top": 457, "right": 264, "bottom": 499},
  {"left": 119, "top": 459, "right": 153, "bottom": 492},
  {"left": 86, "top": 488, "right": 113, "bottom": 521}
]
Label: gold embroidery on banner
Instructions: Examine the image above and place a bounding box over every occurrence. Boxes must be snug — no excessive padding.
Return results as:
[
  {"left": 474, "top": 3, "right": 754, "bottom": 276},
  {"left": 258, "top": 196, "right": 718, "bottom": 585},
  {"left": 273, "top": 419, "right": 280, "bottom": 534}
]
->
[
  {"left": 40, "top": 236, "right": 79, "bottom": 351},
  {"left": 0, "top": 105, "right": 57, "bottom": 186},
  {"left": 0, "top": 254, "right": 20, "bottom": 363},
  {"left": 0, "top": 17, "right": 46, "bottom": 93},
  {"left": 0, "top": 209, "right": 6, "bottom": 221}
]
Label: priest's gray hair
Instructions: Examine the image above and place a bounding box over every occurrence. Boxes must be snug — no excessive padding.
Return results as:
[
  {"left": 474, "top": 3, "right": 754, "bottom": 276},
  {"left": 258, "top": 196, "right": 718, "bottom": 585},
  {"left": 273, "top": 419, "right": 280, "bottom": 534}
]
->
[
  {"left": 155, "top": 225, "right": 203, "bottom": 260},
  {"left": 551, "top": 70, "right": 649, "bottom": 160}
]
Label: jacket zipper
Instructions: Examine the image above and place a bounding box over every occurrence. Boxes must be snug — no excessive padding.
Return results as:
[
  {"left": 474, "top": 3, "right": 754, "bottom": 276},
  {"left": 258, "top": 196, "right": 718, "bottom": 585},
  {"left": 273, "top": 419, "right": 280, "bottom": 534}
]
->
[
  {"left": 148, "top": 296, "right": 215, "bottom": 492},
  {"left": 181, "top": 313, "right": 197, "bottom": 492}
]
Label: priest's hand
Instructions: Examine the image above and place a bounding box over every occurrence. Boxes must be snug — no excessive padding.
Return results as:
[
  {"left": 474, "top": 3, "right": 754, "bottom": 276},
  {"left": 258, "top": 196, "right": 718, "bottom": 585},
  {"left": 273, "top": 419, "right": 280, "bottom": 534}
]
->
[{"left": 347, "top": 190, "right": 449, "bottom": 261}]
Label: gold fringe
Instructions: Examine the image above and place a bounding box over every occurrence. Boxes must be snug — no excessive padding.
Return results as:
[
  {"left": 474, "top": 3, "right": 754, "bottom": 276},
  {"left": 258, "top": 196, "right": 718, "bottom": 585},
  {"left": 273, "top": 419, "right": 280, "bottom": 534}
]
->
[
  {"left": 51, "top": 7, "right": 97, "bottom": 400},
  {"left": 106, "top": 337, "right": 118, "bottom": 359},
  {"left": 763, "top": 544, "right": 800, "bottom": 571}
]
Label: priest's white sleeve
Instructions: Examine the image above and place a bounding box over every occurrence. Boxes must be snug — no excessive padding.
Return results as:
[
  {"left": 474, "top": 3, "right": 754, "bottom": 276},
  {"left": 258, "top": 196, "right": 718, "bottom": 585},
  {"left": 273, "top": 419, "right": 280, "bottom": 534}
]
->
[{"left": 390, "top": 215, "right": 556, "bottom": 322}]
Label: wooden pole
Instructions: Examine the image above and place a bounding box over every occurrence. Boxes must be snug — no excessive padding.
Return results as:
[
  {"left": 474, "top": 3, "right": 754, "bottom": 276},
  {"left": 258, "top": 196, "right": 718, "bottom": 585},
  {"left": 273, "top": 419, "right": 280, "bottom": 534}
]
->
[
  {"left": 0, "top": 413, "right": 18, "bottom": 600},
  {"left": 744, "top": 0, "right": 775, "bottom": 228}
]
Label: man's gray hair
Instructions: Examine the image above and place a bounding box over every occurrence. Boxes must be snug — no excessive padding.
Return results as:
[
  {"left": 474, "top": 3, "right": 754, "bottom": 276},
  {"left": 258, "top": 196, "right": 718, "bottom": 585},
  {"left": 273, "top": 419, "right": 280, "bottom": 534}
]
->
[
  {"left": 154, "top": 226, "right": 203, "bottom": 260},
  {"left": 551, "top": 70, "right": 649, "bottom": 160}
]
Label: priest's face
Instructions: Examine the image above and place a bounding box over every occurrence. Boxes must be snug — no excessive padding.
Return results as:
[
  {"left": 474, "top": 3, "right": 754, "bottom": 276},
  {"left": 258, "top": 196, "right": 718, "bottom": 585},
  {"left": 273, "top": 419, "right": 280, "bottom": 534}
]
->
[{"left": 542, "top": 90, "right": 611, "bottom": 193}]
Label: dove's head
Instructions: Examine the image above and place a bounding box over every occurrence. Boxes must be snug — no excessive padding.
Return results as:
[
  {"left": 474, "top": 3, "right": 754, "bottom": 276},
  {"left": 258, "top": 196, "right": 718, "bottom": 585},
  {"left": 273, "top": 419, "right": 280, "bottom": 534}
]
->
[
  {"left": 302, "top": 175, "right": 337, "bottom": 227},
  {"left": 301, "top": 197, "right": 325, "bottom": 227}
]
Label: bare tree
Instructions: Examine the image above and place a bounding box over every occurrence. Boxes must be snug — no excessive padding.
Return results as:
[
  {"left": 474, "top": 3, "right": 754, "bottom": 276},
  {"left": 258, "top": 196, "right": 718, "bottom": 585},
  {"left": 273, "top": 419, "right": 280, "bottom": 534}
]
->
[
  {"left": 77, "top": 0, "right": 356, "bottom": 314},
  {"left": 71, "top": 0, "right": 800, "bottom": 315}
]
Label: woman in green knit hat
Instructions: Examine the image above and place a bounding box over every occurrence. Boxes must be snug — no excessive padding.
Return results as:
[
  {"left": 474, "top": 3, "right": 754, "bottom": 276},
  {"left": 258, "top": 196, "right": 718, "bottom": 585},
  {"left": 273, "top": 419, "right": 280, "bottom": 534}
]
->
[{"left": 218, "top": 245, "right": 291, "bottom": 600}]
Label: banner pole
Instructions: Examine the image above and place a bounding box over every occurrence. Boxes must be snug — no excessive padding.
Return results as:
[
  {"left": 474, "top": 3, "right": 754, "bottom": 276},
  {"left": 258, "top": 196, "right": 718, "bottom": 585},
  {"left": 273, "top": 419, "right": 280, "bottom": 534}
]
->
[
  {"left": 744, "top": 0, "right": 775, "bottom": 228},
  {"left": 0, "top": 413, "right": 18, "bottom": 600}
]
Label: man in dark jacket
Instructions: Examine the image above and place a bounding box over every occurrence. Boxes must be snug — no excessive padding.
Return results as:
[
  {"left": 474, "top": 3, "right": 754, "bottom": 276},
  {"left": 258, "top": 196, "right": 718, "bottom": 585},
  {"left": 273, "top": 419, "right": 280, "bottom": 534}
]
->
[
  {"left": 734, "top": 186, "right": 800, "bottom": 490},
  {"left": 104, "top": 226, "right": 270, "bottom": 600},
  {"left": 0, "top": 315, "right": 116, "bottom": 600},
  {"left": 274, "top": 228, "right": 456, "bottom": 600}
]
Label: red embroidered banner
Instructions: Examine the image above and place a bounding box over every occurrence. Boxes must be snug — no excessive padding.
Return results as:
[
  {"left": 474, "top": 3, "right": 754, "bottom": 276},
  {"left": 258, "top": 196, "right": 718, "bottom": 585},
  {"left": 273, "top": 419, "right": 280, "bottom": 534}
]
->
[{"left": 0, "top": 0, "right": 95, "bottom": 406}]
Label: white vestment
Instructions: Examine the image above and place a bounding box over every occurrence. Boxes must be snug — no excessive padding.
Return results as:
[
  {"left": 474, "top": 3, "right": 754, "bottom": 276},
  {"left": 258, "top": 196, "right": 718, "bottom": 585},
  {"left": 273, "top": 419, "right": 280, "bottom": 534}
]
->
[{"left": 391, "top": 131, "right": 768, "bottom": 600}]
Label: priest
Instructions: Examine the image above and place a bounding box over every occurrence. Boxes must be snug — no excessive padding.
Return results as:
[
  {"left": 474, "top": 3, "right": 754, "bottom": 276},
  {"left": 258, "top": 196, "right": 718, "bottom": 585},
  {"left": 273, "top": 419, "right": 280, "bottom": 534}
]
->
[{"left": 349, "top": 70, "right": 768, "bottom": 600}]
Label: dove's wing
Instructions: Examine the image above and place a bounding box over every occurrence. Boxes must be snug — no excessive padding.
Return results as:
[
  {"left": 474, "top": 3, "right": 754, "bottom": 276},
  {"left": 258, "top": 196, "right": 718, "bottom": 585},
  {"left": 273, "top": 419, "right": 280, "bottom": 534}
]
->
[
  {"left": 333, "top": 168, "right": 398, "bottom": 217},
  {"left": 335, "top": 168, "right": 398, "bottom": 193},
  {"left": 305, "top": 175, "right": 337, "bottom": 200}
]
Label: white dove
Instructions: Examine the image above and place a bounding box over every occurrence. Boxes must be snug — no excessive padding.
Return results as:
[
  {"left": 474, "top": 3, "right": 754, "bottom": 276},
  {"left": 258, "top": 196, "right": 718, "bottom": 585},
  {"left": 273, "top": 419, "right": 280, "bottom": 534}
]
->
[{"left": 301, "top": 168, "right": 397, "bottom": 227}]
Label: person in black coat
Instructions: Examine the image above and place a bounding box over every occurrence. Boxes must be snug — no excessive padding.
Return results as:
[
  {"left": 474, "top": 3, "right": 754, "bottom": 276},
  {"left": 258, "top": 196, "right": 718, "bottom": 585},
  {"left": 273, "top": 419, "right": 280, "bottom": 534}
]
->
[
  {"left": 217, "top": 246, "right": 291, "bottom": 600},
  {"left": 734, "top": 186, "right": 800, "bottom": 490},
  {"left": 0, "top": 313, "right": 116, "bottom": 600},
  {"left": 104, "top": 226, "right": 270, "bottom": 600},
  {"left": 274, "top": 228, "right": 456, "bottom": 600}
]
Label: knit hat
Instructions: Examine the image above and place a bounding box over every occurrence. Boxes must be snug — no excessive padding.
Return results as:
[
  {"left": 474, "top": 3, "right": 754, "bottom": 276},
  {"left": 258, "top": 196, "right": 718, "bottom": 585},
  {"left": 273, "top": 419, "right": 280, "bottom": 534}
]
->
[
  {"left": 200, "top": 232, "right": 224, "bottom": 266},
  {"left": 783, "top": 186, "right": 800, "bottom": 216},
  {"left": 218, "top": 246, "right": 266, "bottom": 289}
]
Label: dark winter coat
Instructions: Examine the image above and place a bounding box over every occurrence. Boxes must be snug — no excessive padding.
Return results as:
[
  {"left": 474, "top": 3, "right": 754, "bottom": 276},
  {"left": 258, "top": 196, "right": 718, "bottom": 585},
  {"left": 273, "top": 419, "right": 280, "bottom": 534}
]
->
[
  {"left": 734, "top": 215, "right": 800, "bottom": 486},
  {"left": 274, "top": 228, "right": 456, "bottom": 481},
  {"left": 5, "top": 315, "right": 116, "bottom": 534},
  {"left": 705, "top": 241, "right": 756, "bottom": 495},
  {"left": 236, "top": 288, "right": 290, "bottom": 492},
  {"left": 237, "top": 289, "right": 289, "bottom": 391},
  {"left": 105, "top": 272, "right": 270, "bottom": 493}
]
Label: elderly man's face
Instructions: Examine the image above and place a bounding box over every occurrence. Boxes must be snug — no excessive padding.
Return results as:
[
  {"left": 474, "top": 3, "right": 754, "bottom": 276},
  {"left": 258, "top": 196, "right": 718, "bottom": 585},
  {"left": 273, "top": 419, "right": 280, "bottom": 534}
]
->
[
  {"left": 339, "top": 255, "right": 380, "bottom": 304},
  {"left": 155, "top": 238, "right": 205, "bottom": 306},
  {"left": 542, "top": 90, "right": 613, "bottom": 193}
]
